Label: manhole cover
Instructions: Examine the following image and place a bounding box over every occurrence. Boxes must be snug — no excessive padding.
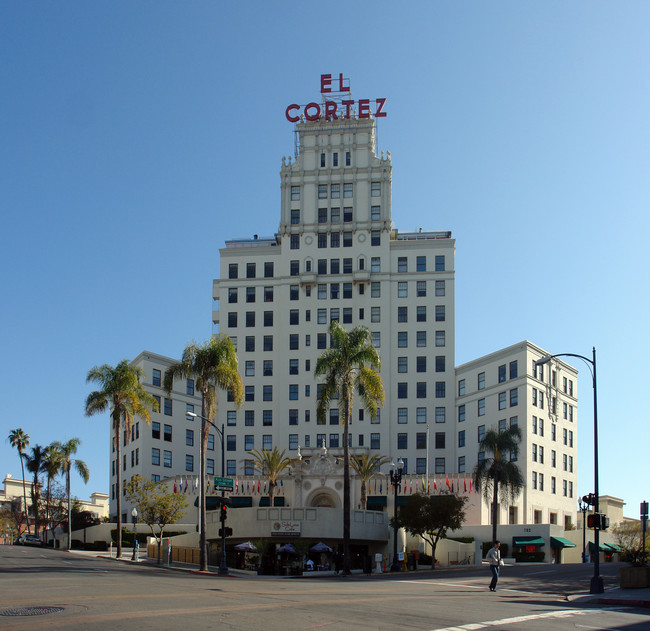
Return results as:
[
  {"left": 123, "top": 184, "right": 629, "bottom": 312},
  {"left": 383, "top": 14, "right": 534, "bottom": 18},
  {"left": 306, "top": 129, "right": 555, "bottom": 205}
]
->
[{"left": 0, "top": 607, "right": 64, "bottom": 616}]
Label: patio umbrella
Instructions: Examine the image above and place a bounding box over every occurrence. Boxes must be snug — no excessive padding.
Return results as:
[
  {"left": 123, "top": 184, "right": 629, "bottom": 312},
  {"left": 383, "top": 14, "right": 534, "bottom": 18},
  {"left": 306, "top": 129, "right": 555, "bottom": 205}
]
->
[
  {"left": 234, "top": 541, "right": 257, "bottom": 552},
  {"left": 277, "top": 543, "right": 297, "bottom": 554},
  {"left": 310, "top": 542, "right": 332, "bottom": 553}
]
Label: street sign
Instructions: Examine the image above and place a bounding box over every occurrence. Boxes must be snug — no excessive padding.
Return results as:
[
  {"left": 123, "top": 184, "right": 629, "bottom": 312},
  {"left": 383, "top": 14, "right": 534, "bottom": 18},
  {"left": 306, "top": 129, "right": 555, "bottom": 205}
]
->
[{"left": 214, "top": 477, "right": 234, "bottom": 491}]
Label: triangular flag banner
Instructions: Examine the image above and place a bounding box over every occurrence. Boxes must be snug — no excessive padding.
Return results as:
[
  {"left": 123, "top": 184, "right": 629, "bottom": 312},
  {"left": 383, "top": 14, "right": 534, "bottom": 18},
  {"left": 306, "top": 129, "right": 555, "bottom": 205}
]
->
[
  {"left": 446, "top": 475, "right": 450, "bottom": 490},
  {"left": 173, "top": 478, "right": 177, "bottom": 494},
  {"left": 464, "top": 477, "right": 467, "bottom": 492}
]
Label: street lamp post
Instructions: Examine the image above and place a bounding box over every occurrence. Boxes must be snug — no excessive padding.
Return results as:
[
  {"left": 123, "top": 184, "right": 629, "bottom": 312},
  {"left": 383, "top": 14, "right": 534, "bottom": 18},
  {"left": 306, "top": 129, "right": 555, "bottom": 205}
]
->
[
  {"left": 641, "top": 501, "right": 649, "bottom": 566},
  {"left": 389, "top": 458, "right": 404, "bottom": 572},
  {"left": 187, "top": 411, "right": 228, "bottom": 575},
  {"left": 535, "top": 347, "right": 603, "bottom": 594},
  {"left": 578, "top": 498, "right": 589, "bottom": 563},
  {"left": 131, "top": 507, "right": 138, "bottom": 561}
]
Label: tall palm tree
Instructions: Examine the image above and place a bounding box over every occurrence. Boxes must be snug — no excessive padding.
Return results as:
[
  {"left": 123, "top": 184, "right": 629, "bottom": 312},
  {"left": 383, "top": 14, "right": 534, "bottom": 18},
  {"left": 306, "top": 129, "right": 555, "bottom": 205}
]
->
[
  {"left": 315, "top": 321, "right": 385, "bottom": 574},
  {"left": 351, "top": 453, "right": 390, "bottom": 510},
  {"left": 8, "top": 429, "right": 30, "bottom": 534},
  {"left": 22, "top": 444, "right": 47, "bottom": 536},
  {"left": 163, "top": 336, "right": 243, "bottom": 572},
  {"left": 52, "top": 438, "right": 90, "bottom": 551},
  {"left": 473, "top": 425, "right": 524, "bottom": 543},
  {"left": 43, "top": 444, "right": 63, "bottom": 546},
  {"left": 86, "top": 360, "right": 158, "bottom": 558},
  {"left": 249, "top": 447, "right": 295, "bottom": 504}
]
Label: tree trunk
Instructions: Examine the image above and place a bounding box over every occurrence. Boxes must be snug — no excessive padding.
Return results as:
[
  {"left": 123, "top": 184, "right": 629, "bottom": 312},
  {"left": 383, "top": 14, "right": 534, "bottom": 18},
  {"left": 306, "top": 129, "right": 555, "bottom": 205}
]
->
[
  {"left": 342, "top": 396, "right": 351, "bottom": 575},
  {"left": 360, "top": 482, "right": 367, "bottom": 510},
  {"left": 491, "top": 471, "right": 500, "bottom": 544},
  {"left": 20, "top": 455, "right": 29, "bottom": 534},
  {"left": 115, "top": 416, "right": 123, "bottom": 558},
  {"left": 66, "top": 467, "right": 71, "bottom": 551}
]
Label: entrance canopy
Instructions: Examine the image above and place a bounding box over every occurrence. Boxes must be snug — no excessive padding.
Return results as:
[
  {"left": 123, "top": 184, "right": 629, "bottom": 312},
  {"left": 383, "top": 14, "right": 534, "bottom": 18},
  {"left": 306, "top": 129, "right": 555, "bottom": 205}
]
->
[
  {"left": 512, "top": 536, "right": 545, "bottom": 546},
  {"left": 550, "top": 536, "right": 576, "bottom": 548}
]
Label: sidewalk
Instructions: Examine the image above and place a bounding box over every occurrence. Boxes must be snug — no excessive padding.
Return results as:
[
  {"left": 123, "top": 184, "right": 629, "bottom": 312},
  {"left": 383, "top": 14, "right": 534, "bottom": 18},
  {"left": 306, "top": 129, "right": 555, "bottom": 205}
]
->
[{"left": 569, "top": 586, "right": 650, "bottom": 609}]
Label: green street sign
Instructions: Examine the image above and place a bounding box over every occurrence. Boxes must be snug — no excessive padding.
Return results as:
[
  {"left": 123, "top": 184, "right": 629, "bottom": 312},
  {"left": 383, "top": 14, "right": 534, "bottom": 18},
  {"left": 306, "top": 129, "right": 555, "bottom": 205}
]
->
[{"left": 214, "top": 477, "right": 234, "bottom": 490}]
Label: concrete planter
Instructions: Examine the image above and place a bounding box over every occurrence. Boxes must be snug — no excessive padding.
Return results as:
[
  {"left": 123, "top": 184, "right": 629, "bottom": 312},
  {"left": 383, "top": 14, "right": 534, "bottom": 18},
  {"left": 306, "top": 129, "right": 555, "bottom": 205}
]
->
[{"left": 619, "top": 566, "right": 650, "bottom": 589}]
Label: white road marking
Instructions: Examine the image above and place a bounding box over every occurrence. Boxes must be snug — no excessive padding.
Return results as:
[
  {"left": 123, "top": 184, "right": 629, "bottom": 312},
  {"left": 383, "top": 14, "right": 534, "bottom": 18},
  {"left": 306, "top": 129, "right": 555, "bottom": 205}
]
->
[
  {"left": 427, "top": 608, "right": 601, "bottom": 631},
  {"left": 575, "top": 625, "right": 624, "bottom": 631}
]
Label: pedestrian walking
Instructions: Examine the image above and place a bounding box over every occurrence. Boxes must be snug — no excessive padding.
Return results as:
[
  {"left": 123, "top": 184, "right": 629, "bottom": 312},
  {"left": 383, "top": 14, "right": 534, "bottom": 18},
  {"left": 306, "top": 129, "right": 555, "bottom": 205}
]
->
[{"left": 486, "top": 540, "right": 504, "bottom": 591}]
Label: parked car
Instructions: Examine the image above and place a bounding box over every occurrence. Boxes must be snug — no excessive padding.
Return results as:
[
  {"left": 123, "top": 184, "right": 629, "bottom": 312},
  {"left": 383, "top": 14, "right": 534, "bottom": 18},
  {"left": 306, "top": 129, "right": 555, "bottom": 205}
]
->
[{"left": 17, "top": 534, "right": 42, "bottom": 547}]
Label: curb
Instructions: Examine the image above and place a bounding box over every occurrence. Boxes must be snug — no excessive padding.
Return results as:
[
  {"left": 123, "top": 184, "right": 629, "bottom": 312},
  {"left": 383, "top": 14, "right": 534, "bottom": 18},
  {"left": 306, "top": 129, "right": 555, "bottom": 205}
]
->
[{"left": 596, "top": 598, "right": 650, "bottom": 608}]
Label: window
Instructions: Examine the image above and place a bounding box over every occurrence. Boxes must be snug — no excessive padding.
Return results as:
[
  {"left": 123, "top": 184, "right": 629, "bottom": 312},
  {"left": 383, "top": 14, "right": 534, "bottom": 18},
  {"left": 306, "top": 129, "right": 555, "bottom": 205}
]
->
[
  {"left": 458, "top": 379, "right": 465, "bottom": 396},
  {"left": 435, "top": 382, "right": 445, "bottom": 398},
  {"left": 289, "top": 409, "right": 298, "bottom": 426},
  {"left": 152, "top": 369, "right": 161, "bottom": 387},
  {"left": 343, "top": 232, "right": 352, "bottom": 247},
  {"left": 372, "top": 332, "right": 381, "bottom": 347},
  {"left": 435, "top": 280, "right": 445, "bottom": 296},
  {"left": 290, "top": 185, "right": 300, "bottom": 201},
  {"left": 478, "top": 372, "right": 485, "bottom": 390},
  {"left": 246, "top": 311, "right": 255, "bottom": 327},
  {"left": 228, "top": 264, "right": 238, "bottom": 279},
  {"left": 370, "top": 433, "right": 380, "bottom": 449},
  {"left": 435, "top": 458, "right": 445, "bottom": 474},
  {"left": 458, "top": 430, "right": 465, "bottom": 447},
  {"left": 397, "top": 383, "right": 407, "bottom": 399},
  {"left": 510, "top": 388, "right": 518, "bottom": 406},
  {"left": 458, "top": 404, "right": 465, "bottom": 422},
  {"left": 397, "top": 306, "right": 408, "bottom": 322},
  {"left": 416, "top": 331, "right": 427, "bottom": 347},
  {"left": 478, "top": 425, "right": 485, "bottom": 441},
  {"left": 164, "top": 398, "right": 172, "bottom": 416},
  {"left": 416, "top": 407, "right": 427, "bottom": 424},
  {"left": 185, "top": 454, "right": 194, "bottom": 472},
  {"left": 330, "top": 283, "right": 339, "bottom": 299},
  {"left": 371, "top": 306, "right": 381, "bottom": 323},
  {"left": 371, "top": 206, "right": 380, "bottom": 220},
  {"left": 246, "top": 287, "right": 255, "bottom": 303},
  {"left": 434, "top": 432, "right": 445, "bottom": 449},
  {"left": 163, "top": 450, "right": 172, "bottom": 468},
  {"left": 398, "top": 257, "right": 408, "bottom": 273},
  {"left": 208, "top": 434, "right": 215, "bottom": 450},
  {"left": 343, "top": 282, "right": 352, "bottom": 298},
  {"left": 435, "top": 407, "right": 446, "bottom": 423},
  {"left": 539, "top": 418, "right": 544, "bottom": 436},
  {"left": 244, "top": 435, "right": 254, "bottom": 451},
  {"left": 498, "top": 364, "right": 506, "bottom": 383},
  {"left": 289, "top": 334, "right": 299, "bottom": 350},
  {"left": 227, "top": 410, "right": 236, "bottom": 426},
  {"left": 318, "top": 184, "right": 327, "bottom": 199},
  {"left": 371, "top": 181, "right": 381, "bottom": 197},
  {"left": 289, "top": 309, "right": 299, "bottom": 325},
  {"left": 290, "top": 209, "right": 300, "bottom": 224},
  {"left": 227, "top": 312, "right": 237, "bottom": 328},
  {"left": 289, "top": 384, "right": 299, "bottom": 400},
  {"left": 397, "top": 331, "right": 408, "bottom": 347},
  {"left": 435, "top": 255, "right": 445, "bottom": 271},
  {"left": 163, "top": 424, "right": 172, "bottom": 441},
  {"left": 397, "top": 408, "right": 408, "bottom": 424},
  {"left": 509, "top": 360, "right": 518, "bottom": 379},
  {"left": 397, "top": 357, "right": 407, "bottom": 373},
  {"left": 263, "top": 385, "right": 273, "bottom": 401},
  {"left": 532, "top": 443, "right": 538, "bottom": 462},
  {"left": 343, "top": 307, "right": 352, "bottom": 323},
  {"left": 343, "top": 183, "right": 353, "bottom": 198},
  {"left": 397, "top": 433, "right": 408, "bottom": 449},
  {"left": 289, "top": 358, "right": 299, "bottom": 375},
  {"left": 435, "top": 356, "right": 445, "bottom": 372},
  {"left": 397, "top": 282, "right": 408, "bottom": 298},
  {"left": 417, "top": 382, "right": 427, "bottom": 398},
  {"left": 478, "top": 399, "right": 485, "bottom": 416},
  {"left": 371, "top": 231, "right": 380, "bottom": 246},
  {"left": 499, "top": 392, "right": 506, "bottom": 410},
  {"left": 245, "top": 385, "right": 254, "bottom": 401},
  {"left": 152, "top": 421, "right": 160, "bottom": 439},
  {"left": 416, "top": 256, "right": 426, "bottom": 272},
  {"left": 417, "top": 306, "right": 427, "bottom": 322},
  {"left": 317, "top": 333, "right": 327, "bottom": 349},
  {"left": 416, "top": 356, "right": 426, "bottom": 372},
  {"left": 345, "top": 151, "right": 351, "bottom": 166},
  {"left": 371, "top": 282, "right": 380, "bottom": 298},
  {"left": 152, "top": 448, "right": 160, "bottom": 466},
  {"left": 186, "top": 429, "right": 194, "bottom": 447},
  {"left": 262, "top": 435, "right": 272, "bottom": 450}
]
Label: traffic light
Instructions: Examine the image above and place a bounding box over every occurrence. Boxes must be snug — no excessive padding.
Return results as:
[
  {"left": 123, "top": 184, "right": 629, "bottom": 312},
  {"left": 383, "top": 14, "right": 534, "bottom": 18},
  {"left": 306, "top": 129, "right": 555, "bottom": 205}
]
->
[
  {"left": 220, "top": 504, "right": 228, "bottom": 522},
  {"left": 587, "top": 513, "right": 609, "bottom": 530},
  {"left": 582, "top": 494, "right": 596, "bottom": 506},
  {"left": 587, "top": 514, "right": 598, "bottom": 528},
  {"left": 218, "top": 527, "right": 233, "bottom": 537}
]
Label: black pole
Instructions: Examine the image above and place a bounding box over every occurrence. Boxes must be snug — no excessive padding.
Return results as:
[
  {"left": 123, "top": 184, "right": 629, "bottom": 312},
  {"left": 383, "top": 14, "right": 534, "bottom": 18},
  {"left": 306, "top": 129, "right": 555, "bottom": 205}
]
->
[
  {"left": 390, "top": 465, "right": 402, "bottom": 572},
  {"left": 641, "top": 501, "right": 648, "bottom": 565},
  {"left": 581, "top": 503, "right": 587, "bottom": 563},
  {"left": 590, "top": 347, "right": 604, "bottom": 594},
  {"left": 131, "top": 511, "right": 137, "bottom": 561},
  {"left": 219, "top": 423, "right": 228, "bottom": 576}
]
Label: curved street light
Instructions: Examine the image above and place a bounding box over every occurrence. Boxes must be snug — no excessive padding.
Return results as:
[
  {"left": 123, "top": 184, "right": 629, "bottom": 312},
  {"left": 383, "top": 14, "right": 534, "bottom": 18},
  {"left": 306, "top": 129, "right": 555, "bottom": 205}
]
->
[
  {"left": 131, "top": 507, "right": 138, "bottom": 561},
  {"left": 389, "top": 458, "right": 405, "bottom": 572},
  {"left": 534, "top": 347, "right": 603, "bottom": 594}
]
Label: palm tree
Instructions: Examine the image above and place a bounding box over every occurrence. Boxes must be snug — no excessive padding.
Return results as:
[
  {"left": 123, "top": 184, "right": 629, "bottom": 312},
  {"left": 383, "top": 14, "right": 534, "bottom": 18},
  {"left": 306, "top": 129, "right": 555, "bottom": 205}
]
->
[
  {"left": 315, "top": 321, "right": 385, "bottom": 574},
  {"left": 8, "top": 429, "right": 30, "bottom": 534},
  {"left": 52, "top": 438, "right": 90, "bottom": 551},
  {"left": 22, "top": 444, "right": 47, "bottom": 536},
  {"left": 43, "top": 444, "right": 63, "bottom": 546},
  {"left": 249, "top": 447, "right": 295, "bottom": 504},
  {"left": 163, "top": 336, "right": 243, "bottom": 572},
  {"left": 351, "top": 453, "right": 390, "bottom": 510},
  {"left": 473, "top": 425, "right": 524, "bottom": 543},
  {"left": 86, "top": 360, "right": 158, "bottom": 558}
]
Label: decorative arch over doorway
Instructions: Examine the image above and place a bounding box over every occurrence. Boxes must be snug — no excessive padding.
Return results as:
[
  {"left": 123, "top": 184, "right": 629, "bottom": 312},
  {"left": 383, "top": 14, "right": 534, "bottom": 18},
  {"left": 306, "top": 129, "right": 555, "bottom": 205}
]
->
[{"left": 307, "top": 489, "right": 340, "bottom": 508}]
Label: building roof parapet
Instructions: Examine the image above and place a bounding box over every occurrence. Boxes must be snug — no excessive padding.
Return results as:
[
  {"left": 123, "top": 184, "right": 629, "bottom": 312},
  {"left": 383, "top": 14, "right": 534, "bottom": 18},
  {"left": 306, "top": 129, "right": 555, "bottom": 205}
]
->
[
  {"left": 224, "top": 235, "right": 279, "bottom": 248},
  {"left": 392, "top": 230, "right": 452, "bottom": 241}
]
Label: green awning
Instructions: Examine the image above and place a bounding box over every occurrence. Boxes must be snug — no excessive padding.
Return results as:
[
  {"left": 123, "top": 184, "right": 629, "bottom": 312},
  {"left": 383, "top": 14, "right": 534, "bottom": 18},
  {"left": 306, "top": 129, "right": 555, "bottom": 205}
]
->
[
  {"left": 366, "top": 496, "right": 387, "bottom": 508},
  {"left": 604, "top": 543, "right": 622, "bottom": 551},
  {"left": 588, "top": 541, "right": 609, "bottom": 552},
  {"left": 512, "top": 536, "right": 545, "bottom": 546},
  {"left": 550, "top": 536, "right": 577, "bottom": 548}
]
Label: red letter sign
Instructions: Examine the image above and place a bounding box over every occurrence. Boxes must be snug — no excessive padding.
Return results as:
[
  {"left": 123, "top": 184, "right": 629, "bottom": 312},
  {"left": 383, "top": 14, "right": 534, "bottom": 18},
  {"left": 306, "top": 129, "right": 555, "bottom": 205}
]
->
[
  {"left": 285, "top": 104, "right": 300, "bottom": 123},
  {"left": 321, "top": 74, "right": 332, "bottom": 93}
]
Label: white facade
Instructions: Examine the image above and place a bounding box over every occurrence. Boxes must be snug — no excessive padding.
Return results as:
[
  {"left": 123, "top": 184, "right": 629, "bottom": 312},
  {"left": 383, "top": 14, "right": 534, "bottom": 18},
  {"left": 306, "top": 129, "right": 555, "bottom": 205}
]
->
[
  {"left": 456, "top": 341, "right": 579, "bottom": 529},
  {"left": 110, "top": 113, "right": 581, "bottom": 541}
]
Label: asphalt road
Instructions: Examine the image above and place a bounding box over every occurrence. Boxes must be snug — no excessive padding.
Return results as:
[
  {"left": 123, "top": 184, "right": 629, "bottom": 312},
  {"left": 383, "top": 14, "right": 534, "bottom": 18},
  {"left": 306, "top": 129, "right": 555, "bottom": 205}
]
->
[{"left": 1, "top": 546, "right": 648, "bottom": 630}]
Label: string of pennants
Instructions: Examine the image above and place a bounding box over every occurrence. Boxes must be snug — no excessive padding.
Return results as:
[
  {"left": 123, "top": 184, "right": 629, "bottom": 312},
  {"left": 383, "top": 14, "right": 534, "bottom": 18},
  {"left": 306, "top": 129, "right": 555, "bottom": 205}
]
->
[
  {"left": 171, "top": 474, "right": 478, "bottom": 496},
  {"left": 171, "top": 476, "right": 285, "bottom": 496},
  {"left": 366, "top": 474, "right": 479, "bottom": 496}
]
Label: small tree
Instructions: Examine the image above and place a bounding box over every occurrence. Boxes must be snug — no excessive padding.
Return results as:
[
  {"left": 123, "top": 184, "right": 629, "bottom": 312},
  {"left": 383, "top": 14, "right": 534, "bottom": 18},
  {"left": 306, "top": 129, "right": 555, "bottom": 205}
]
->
[
  {"left": 126, "top": 475, "right": 188, "bottom": 564},
  {"left": 613, "top": 521, "right": 648, "bottom": 566},
  {"left": 249, "top": 447, "right": 295, "bottom": 504},
  {"left": 351, "top": 453, "right": 390, "bottom": 510},
  {"left": 396, "top": 492, "right": 467, "bottom": 569}
]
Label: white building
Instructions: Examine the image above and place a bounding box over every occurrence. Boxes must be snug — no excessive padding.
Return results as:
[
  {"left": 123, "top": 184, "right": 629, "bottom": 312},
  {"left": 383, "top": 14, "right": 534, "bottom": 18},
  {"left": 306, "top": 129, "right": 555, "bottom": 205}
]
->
[{"left": 111, "top": 103, "right": 580, "bottom": 557}]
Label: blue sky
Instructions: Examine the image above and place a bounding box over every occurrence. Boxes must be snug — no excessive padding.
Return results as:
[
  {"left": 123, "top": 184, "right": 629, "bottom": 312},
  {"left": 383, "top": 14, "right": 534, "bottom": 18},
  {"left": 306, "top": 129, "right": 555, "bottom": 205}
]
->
[{"left": 1, "top": 2, "right": 648, "bottom": 519}]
